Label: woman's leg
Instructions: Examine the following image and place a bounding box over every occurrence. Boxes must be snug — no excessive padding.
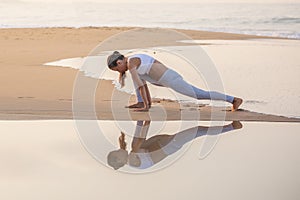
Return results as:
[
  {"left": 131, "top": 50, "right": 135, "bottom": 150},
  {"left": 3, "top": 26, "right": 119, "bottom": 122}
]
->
[
  {"left": 160, "top": 123, "right": 237, "bottom": 155},
  {"left": 157, "top": 69, "right": 234, "bottom": 103}
]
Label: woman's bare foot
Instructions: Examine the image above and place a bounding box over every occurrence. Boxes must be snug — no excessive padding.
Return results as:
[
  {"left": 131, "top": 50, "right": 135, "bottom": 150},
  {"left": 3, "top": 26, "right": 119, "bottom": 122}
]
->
[
  {"left": 231, "top": 121, "right": 243, "bottom": 129},
  {"left": 232, "top": 97, "right": 243, "bottom": 111}
]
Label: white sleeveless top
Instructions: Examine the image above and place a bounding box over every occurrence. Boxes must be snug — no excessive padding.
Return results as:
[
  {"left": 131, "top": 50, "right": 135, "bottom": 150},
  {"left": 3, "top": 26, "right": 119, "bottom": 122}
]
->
[
  {"left": 134, "top": 152, "right": 154, "bottom": 169},
  {"left": 128, "top": 54, "right": 155, "bottom": 75}
]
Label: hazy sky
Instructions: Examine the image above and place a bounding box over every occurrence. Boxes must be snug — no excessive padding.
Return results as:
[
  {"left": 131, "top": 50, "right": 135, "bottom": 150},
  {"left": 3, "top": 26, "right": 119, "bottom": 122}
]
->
[{"left": 20, "top": 0, "right": 300, "bottom": 3}]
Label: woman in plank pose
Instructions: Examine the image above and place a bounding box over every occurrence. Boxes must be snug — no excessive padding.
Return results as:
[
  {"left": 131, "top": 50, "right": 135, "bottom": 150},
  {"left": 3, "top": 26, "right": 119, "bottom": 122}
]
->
[
  {"left": 107, "top": 120, "right": 242, "bottom": 170},
  {"left": 107, "top": 51, "right": 243, "bottom": 112}
]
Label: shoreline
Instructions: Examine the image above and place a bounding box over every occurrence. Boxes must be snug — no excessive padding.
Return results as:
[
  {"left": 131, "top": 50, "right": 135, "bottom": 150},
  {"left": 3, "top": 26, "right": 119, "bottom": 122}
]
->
[
  {"left": 1, "top": 26, "right": 299, "bottom": 41},
  {"left": 0, "top": 27, "right": 299, "bottom": 122},
  {"left": 0, "top": 26, "right": 289, "bottom": 40}
]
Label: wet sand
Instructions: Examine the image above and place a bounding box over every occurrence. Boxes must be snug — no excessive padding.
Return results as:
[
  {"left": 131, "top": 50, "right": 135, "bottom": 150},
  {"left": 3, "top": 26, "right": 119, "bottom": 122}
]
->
[{"left": 2, "top": 78, "right": 298, "bottom": 122}]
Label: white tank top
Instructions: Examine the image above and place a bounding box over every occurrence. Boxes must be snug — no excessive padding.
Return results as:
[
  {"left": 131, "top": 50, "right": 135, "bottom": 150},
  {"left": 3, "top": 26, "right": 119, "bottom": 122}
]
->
[
  {"left": 135, "top": 152, "right": 154, "bottom": 169},
  {"left": 128, "top": 54, "right": 155, "bottom": 75}
]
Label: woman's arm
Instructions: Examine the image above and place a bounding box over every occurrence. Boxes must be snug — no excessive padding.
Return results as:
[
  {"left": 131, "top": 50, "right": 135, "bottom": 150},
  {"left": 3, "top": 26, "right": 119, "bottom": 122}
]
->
[
  {"left": 131, "top": 121, "right": 150, "bottom": 152},
  {"left": 136, "top": 84, "right": 150, "bottom": 112},
  {"left": 144, "top": 84, "right": 152, "bottom": 108},
  {"left": 128, "top": 58, "right": 150, "bottom": 111}
]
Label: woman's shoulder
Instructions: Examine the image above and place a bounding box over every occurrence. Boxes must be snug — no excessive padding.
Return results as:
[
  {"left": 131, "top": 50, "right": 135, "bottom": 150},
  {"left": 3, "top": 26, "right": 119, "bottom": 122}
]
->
[{"left": 127, "top": 56, "right": 141, "bottom": 70}]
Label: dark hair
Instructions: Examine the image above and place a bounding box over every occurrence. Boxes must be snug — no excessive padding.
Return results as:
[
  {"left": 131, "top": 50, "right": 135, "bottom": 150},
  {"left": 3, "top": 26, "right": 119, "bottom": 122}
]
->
[{"left": 108, "top": 55, "right": 124, "bottom": 69}]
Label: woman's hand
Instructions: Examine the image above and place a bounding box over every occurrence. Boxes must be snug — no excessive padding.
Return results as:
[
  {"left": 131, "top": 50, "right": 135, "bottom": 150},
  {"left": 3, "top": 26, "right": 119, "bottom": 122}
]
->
[{"left": 133, "top": 104, "right": 149, "bottom": 112}]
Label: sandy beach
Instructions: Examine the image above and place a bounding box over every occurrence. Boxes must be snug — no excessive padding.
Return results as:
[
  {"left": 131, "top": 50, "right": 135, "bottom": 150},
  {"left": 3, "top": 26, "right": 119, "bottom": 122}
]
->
[
  {"left": 1, "top": 1, "right": 300, "bottom": 199},
  {"left": 1, "top": 27, "right": 300, "bottom": 200},
  {"left": 0, "top": 27, "right": 299, "bottom": 122}
]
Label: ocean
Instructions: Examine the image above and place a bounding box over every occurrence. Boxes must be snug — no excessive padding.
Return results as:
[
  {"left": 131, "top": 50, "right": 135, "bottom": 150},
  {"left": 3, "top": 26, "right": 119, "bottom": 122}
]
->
[{"left": 1, "top": 2, "right": 300, "bottom": 39}]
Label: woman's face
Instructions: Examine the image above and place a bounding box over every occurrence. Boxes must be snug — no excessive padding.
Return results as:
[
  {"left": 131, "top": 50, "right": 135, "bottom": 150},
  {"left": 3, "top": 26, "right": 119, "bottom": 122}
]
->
[{"left": 111, "top": 58, "right": 127, "bottom": 73}]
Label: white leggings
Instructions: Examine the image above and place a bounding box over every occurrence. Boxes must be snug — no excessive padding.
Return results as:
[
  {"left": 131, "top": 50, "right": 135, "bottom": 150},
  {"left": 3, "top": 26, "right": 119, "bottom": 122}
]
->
[
  {"left": 137, "top": 69, "right": 234, "bottom": 103},
  {"left": 160, "top": 124, "right": 234, "bottom": 155}
]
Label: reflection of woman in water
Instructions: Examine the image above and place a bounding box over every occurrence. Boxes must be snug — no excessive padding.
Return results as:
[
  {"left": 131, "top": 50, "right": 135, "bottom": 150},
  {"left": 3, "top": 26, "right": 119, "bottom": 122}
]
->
[
  {"left": 107, "top": 51, "right": 243, "bottom": 112},
  {"left": 107, "top": 121, "right": 242, "bottom": 170}
]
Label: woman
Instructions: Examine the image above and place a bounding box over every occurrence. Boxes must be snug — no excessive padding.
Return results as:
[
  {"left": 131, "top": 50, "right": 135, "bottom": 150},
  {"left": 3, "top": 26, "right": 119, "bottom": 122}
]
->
[
  {"left": 107, "top": 120, "right": 242, "bottom": 170},
  {"left": 107, "top": 51, "right": 243, "bottom": 112}
]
